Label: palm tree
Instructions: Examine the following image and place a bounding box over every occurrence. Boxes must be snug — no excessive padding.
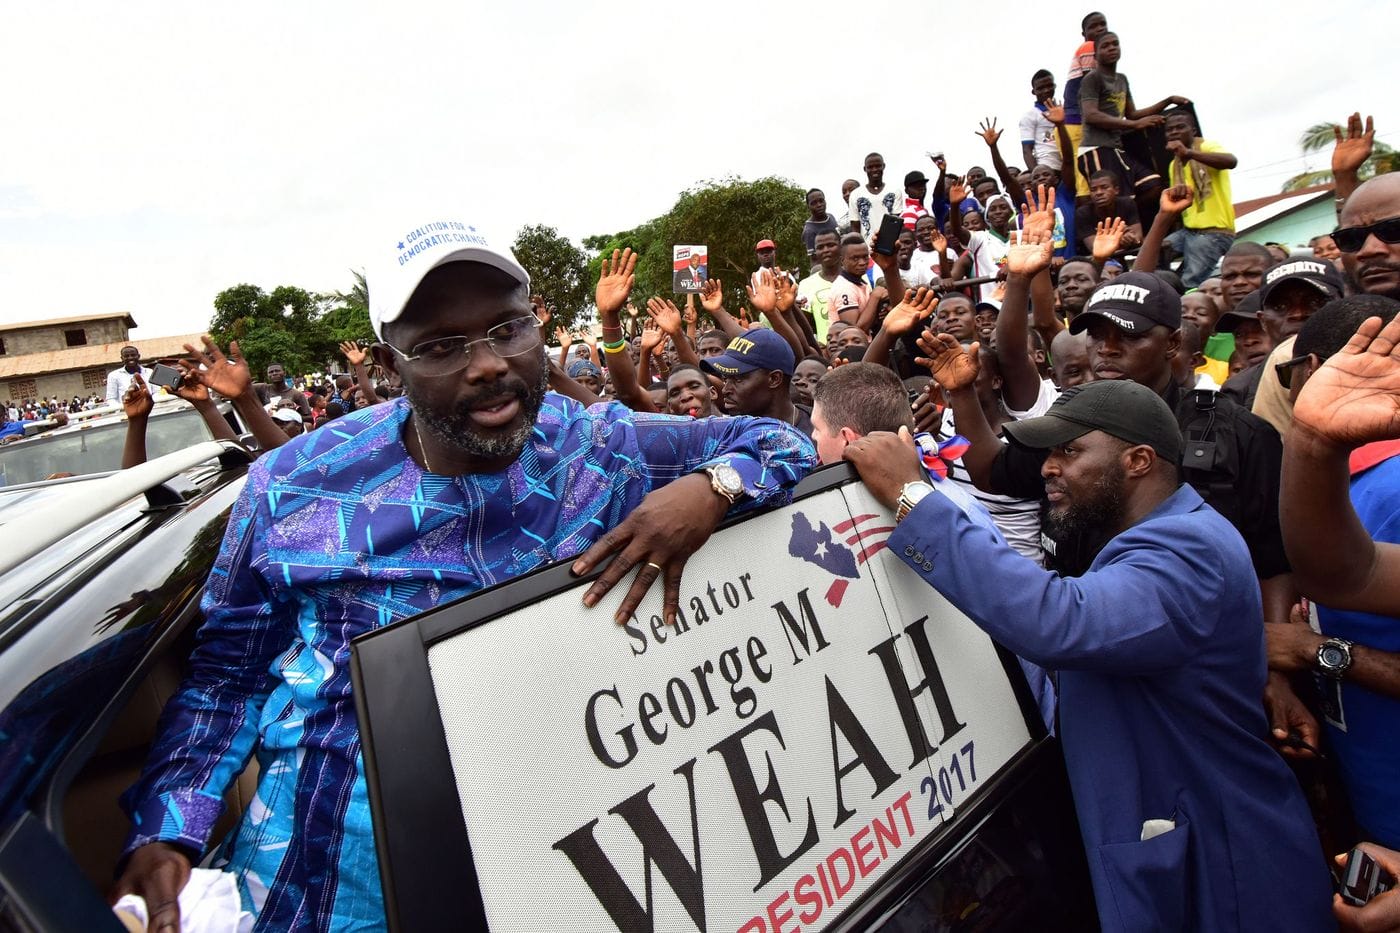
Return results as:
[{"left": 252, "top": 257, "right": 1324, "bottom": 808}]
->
[{"left": 1283, "top": 121, "right": 1397, "bottom": 192}]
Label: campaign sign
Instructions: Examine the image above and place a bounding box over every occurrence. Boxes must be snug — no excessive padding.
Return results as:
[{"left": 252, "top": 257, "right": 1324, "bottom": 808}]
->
[
  {"left": 673, "top": 245, "right": 708, "bottom": 293},
  {"left": 352, "top": 466, "right": 1042, "bottom": 933}
]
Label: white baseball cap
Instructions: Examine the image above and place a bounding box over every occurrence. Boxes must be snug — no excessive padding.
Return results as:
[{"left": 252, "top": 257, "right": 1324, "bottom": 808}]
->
[
  {"left": 272, "top": 408, "right": 304, "bottom": 424},
  {"left": 366, "top": 216, "right": 531, "bottom": 340}
]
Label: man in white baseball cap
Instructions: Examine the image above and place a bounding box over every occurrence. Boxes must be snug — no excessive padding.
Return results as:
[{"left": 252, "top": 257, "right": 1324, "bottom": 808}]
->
[{"left": 116, "top": 217, "right": 817, "bottom": 930}]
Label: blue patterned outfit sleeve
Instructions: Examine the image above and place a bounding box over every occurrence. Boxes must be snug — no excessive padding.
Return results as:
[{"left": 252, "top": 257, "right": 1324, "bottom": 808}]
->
[
  {"left": 120, "top": 457, "right": 287, "bottom": 858},
  {"left": 621, "top": 407, "right": 816, "bottom": 507}
]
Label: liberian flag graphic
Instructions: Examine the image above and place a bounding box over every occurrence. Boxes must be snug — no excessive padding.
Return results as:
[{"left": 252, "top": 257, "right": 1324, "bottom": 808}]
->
[{"left": 787, "top": 511, "right": 895, "bottom": 609}]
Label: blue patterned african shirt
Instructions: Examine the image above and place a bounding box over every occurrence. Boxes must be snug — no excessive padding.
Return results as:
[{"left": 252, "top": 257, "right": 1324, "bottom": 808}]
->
[{"left": 121, "top": 394, "right": 815, "bottom": 931}]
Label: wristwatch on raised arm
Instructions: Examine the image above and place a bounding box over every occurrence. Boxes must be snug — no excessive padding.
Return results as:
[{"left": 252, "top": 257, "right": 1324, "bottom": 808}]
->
[
  {"left": 1316, "top": 637, "right": 1355, "bottom": 679},
  {"left": 895, "top": 481, "right": 935, "bottom": 523},
  {"left": 703, "top": 464, "right": 745, "bottom": 506}
]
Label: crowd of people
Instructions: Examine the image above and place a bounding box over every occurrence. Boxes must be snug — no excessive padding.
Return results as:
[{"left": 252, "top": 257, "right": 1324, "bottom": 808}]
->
[{"left": 92, "top": 11, "right": 1400, "bottom": 932}]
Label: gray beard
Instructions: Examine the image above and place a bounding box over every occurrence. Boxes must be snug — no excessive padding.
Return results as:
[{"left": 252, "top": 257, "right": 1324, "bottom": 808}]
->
[{"left": 405, "top": 348, "right": 550, "bottom": 462}]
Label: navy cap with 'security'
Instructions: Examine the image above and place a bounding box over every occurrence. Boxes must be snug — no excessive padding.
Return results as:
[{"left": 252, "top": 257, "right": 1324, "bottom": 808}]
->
[{"left": 700, "top": 329, "right": 796, "bottom": 378}]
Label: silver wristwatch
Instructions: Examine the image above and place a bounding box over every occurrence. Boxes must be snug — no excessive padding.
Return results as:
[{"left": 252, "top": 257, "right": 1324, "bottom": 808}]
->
[
  {"left": 1316, "top": 637, "right": 1354, "bottom": 679},
  {"left": 895, "top": 481, "right": 935, "bottom": 523},
  {"left": 703, "top": 464, "right": 745, "bottom": 505}
]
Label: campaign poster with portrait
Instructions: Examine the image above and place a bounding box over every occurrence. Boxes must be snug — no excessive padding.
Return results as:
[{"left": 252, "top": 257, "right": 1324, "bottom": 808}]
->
[{"left": 673, "top": 245, "right": 708, "bottom": 293}]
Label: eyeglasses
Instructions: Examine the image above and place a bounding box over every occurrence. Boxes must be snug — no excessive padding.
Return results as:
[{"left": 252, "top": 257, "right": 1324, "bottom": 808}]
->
[
  {"left": 1274, "top": 353, "right": 1313, "bottom": 390},
  {"left": 386, "top": 314, "right": 541, "bottom": 376},
  {"left": 1331, "top": 216, "right": 1400, "bottom": 253}
]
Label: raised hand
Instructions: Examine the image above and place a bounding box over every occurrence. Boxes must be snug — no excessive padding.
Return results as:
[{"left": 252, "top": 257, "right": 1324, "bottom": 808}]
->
[
  {"left": 774, "top": 273, "right": 797, "bottom": 314},
  {"left": 1293, "top": 314, "right": 1400, "bottom": 448},
  {"left": 947, "top": 181, "right": 969, "bottom": 206},
  {"left": 645, "top": 297, "right": 684, "bottom": 336},
  {"left": 700, "top": 278, "right": 725, "bottom": 313},
  {"left": 916, "top": 331, "right": 980, "bottom": 392},
  {"left": 639, "top": 319, "right": 665, "bottom": 353},
  {"left": 554, "top": 326, "right": 571, "bottom": 349},
  {"left": 882, "top": 287, "right": 939, "bottom": 336},
  {"left": 338, "top": 340, "right": 367, "bottom": 367},
  {"left": 531, "top": 295, "right": 551, "bottom": 332},
  {"left": 1045, "top": 99, "right": 1065, "bottom": 125},
  {"left": 746, "top": 270, "right": 777, "bottom": 315},
  {"left": 1333, "top": 112, "right": 1376, "bottom": 176},
  {"left": 1092, "top": 217, "right": 1127, "bottom": 263},
  {"left": 1006, "top": 229, "right": 1055, "bottom": 277},
  {"left": 1160, "top": 184, "right": 1194, "bottom": 216},
  {"left": 180, "top": 336, "right": 254, "bottom": 401},
  {"left": 1020, "top": 184, "right": 1057, "bottom": 241},
  {"left": 581, "top": 329, "right": 598, "bottom": 349},
  {"left": 596, "top": 248, "right": 638, "bottom": 316},
  {"left": 930, "top": 230, "right": 948, "bottom": 255},
  {"left": 976, "top": 117, "right": 1003, "bottom": 147},
  {"left": 172, "top": 370, "right": 210, "bottom": 404},
  {"left": 122, "top": 374, "right": 154, "bottom": 420},
  {"left": 737, "top": 307, "right": 753, "bottom": 328},
  {"left": 682, "top": 301, "right": 697, "bottom": 329}
]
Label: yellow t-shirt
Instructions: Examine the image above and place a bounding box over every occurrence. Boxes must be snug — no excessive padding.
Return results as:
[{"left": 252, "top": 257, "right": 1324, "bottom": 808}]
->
[{"left": 1170, "top": 140, "right": 1235, "bottom": 232}]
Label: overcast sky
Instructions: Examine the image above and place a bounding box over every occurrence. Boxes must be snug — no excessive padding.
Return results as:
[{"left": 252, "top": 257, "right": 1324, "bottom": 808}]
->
[{"left": 1, "top": 1, "right": 1393, "bottom": 339}]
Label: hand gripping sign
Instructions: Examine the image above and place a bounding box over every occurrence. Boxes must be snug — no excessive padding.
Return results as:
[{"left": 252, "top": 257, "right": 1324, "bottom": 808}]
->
[{"left": 352, "top": 464, "right": 1047, "bottom": 933}]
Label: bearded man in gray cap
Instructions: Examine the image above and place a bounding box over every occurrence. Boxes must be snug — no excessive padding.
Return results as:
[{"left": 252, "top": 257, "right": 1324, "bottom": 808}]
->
[{"left": 842, "top": 377, "right": 1332, "bottom": 933}]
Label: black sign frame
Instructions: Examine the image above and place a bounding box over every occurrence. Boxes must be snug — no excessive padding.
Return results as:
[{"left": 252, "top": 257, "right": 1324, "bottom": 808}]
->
[{"left": 350, "top": 462, "right": 1048, "bottom": 933}]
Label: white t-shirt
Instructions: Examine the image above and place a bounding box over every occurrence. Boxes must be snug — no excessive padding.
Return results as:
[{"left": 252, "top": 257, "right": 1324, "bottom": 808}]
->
[
  {"left": 964, "top": 230, "right": 1012, "bottom": 301},
  {"left": 904, "top": 247, "right": 958, "bottom": 289},
  {"left": 936, "top": 378, "right": 1059, "bottom": 564},
  {"left": 847, "top": 184, "right": 901, "bottom": 239},
  {"left": 1019, "top": 105, "right": 1062, "bottom": 170}
]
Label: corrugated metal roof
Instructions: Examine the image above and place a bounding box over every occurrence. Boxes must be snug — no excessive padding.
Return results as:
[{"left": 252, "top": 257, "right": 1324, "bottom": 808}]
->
[
  {"left": 0, "top": 334, "right": 205, "bottom": 380},
  {"left": 1233, "top": 183, "right": 1333, "bottom": 222},
  {"left": 0, "top": 312, "right": 137, "bottom": 334}
]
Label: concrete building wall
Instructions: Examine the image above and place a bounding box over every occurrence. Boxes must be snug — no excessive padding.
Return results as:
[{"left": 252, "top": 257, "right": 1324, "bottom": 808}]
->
[
  {"left": 1, "top": 320, "right": 130, "bottom": 356},
  {"left": 5, "top": 369, "right": 109, "bottom": 404}
]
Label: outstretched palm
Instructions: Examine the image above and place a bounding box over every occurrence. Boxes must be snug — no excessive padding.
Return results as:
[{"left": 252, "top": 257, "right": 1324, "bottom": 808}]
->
[
  {"left": 700, "top": 278, "right": 725, "bottom": 313},
  {"left": 645, "top": 297, "right": 683, "bottom": 336},
  {"left": 596, "top": 248, "right": 638, "bottom": 316},
  {"left": 1020, "top": 185, "right": 1057, "bottom": 241},
  {"left": 338, "top": 340, "right": 367, "bottom": 367},
  {"left": 181, "top": 336, "right": 253, "bottom": 401},
  {"left": 1293, "top": 315, "right": 1400, "bottom": 446},
  {"left": 1332, "top": 112, "right": 1375, "bottom": 176},
  {"left": 915, "top": 331, "right": 979, "bottom": 392},
  {"left": 1092, "top": 217, "right": 1126, "bottom": 263},
  {"left": 1006, "top": 234, "right": 1054, "bottom": 276},
  {"left": 747, "top": 271, "right": 777, "bottom": 315},
  {"left": 883, "top": 288, "right": 939, "bottom": 336}
]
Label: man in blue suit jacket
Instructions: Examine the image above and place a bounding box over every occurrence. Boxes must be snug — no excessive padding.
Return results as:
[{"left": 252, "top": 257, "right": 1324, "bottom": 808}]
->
[{"left": 844, "top": 378, "right": 1333, "bottom": 932}]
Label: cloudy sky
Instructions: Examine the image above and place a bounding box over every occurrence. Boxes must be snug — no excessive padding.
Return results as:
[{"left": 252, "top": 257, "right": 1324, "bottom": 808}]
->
[{"left": 1, "top": 1, "right": 1393, "bottom": 339}]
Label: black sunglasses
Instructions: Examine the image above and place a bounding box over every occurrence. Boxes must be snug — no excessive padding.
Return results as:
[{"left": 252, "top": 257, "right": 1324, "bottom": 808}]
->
[
  {"left": 1331, "top": 216, "right": 1400, "bottom": 253},
  {"left": 1274, "top": 353, "right": 1313, "bottom": 390}
]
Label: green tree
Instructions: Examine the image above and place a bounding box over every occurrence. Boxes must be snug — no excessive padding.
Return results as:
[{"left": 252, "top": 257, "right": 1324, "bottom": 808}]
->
[
  {"left": 1282, "top": 121, "right": 1397, "bottom": 192},
  {"left": 209, "top": 281, "right": 367, "bottom": 378},
  {"left": 512, "top": 225, "right": 590, "bottom": 331},
  {"left": 586, "top": 176, "right": 809, "bottom": 317}
]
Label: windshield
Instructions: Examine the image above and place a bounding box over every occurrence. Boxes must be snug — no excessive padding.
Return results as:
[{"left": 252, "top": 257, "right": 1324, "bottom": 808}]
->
[{"left": 0, "top": 406, "right": 215, "bottom": 486}]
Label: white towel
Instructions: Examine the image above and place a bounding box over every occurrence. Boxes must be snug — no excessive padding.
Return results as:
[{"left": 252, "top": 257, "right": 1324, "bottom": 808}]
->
[{"left": 113, "top": 868, "right": 255, "bottom": 933}]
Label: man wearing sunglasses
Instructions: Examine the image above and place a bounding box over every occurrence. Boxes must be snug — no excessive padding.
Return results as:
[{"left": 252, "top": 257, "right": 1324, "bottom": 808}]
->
[
  {"left": 115, "top": 217, "right": 817, "bottom": 931},
  {"left": 1334, "top": 173, "right": 1400, "bottom": 300}
]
